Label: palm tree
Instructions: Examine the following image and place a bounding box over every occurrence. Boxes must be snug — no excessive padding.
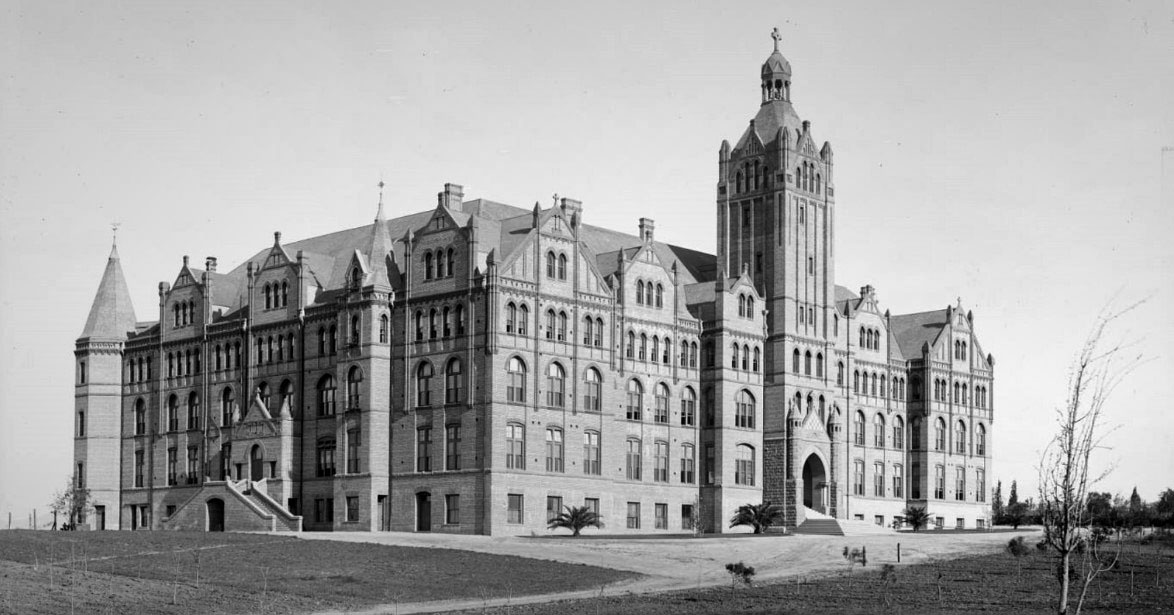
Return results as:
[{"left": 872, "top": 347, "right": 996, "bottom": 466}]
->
[
  {"left": 902, "top": 505, "right": 932, "bottom": 532},
  {"left": 728, "top": 501, "right": 786, "bottom": 534},
  {"left": 547, "top": 505, "right": 603, "bottom": 537}
]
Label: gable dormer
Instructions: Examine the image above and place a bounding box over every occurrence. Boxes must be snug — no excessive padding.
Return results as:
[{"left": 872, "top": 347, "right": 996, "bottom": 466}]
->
[
  {"left": 252, "top": 232, "right": 301, "bottom": 327},
  {"left": 163, "top": 255, "right": 206, "bottom": 340}
]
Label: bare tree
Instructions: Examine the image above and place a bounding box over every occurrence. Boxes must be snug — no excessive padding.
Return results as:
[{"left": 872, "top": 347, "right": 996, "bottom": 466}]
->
[
  {"left": 49, "top": 474, "right": 91, "bottom": 529},
  {"left": 1038, "top": 302, "right": 1142, "bottom": 615}
]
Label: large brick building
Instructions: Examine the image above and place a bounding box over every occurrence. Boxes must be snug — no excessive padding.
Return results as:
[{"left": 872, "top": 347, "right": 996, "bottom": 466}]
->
[{"left": 72, "top": 35, "right": 993, "bottom": 535}]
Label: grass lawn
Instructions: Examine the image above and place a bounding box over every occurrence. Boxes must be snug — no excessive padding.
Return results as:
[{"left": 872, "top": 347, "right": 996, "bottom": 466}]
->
[
  {"left": 0, "top": 530, "right": 635, "bottom": 614},
  {"left": 474, "top": 536, "right": 1174, "bottom": 614}
]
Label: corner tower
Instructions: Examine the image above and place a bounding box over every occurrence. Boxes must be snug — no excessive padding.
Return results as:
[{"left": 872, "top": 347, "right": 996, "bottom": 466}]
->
[
  {"left": 717, "top": 30, "right": 840, "bottom": 525},
  {"left": 75, "top": 236, "right": 138, "bottom": 529}
]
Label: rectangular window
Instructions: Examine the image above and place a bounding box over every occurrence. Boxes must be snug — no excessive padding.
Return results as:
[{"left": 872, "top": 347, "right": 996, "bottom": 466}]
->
[
  {"left": 911, "top": 463, "right": 921, "bottom": 499},
  {"left": 346, "top": 496, "right": 359, "bottom": 522},
  {"left": 77, "top": 411, "right": 85, "bottom": 437},
  {"left": 874, "top": 463, "right": 884, "bottom": 497},
  {"left": 893, "top": 465, "right": 904, "bottom": 498},
  {"left": 976, "top": 470, "right": 986, "bottom": 503},
  {"left": 655, "top": 503, "right": 668, "bottom": 529},
  {"left": 679, "top": 445, "right": 695, "bottom": 484},
  {"left": 625, "top": 440, "right": 642, "bottom": 480},
  {"left": 584, "top": 497, "right": 599, "bottom": 517},
  {"left": 955, "top": 467, "right": 966, "bottom": 501},
  {"left": 444, "top": 494, "right": 460, "bottom": 525},
  {"left": 507, "top": 424, "right": 525, "bottom": 469},
  {"left": 875, "top": 515, "right": 884, "bottom": 526},
  {"left": 417, "top": 427, "right": 432, "bottom": 472},
  {"left": 76, "top": 463, "right": 84, "bottom": 488},
  {"left": 735, "top": 446, "right": 755, "bottom": 486},
  {"left": 347, "top": 429, "right": 361, "bottom": 474},
  {"left": 545, "top": 428, "right": 564, "bottom": 473},
  {"left": 652, "top": 441, "right": 669, "bottom": 483},
  {"left": 546, "top": 496, "right": 563, "bottom": 523},
  {"left": 626, "top": 502, "right": 641, "bottom": 529},
  {"left": 507, "top": 494, "right": 523, "bottom": 524},
  {"left": 934, "top": 465, "right": 945, "bottom": 499},
  {"left": 583, "top": 432, "right": 600, "bottom": 475},
  {"left": 134, "top": 450, "right": 144, "bottom": 488},
  {"left": 446, "top": 424, "right": 461, "bottom": 471},
  {"left": 956, "top": 517, "right": 965, "bottom": 530},
  {"left": 853, "top": 460, "right": 865, "bottom": 496},
  {"left": 705, "top": 444, "right": 715, "bottom": 485},
  {"left": 187, "top": 446, "right": 199, "bottom": 485},
  {"left": 680, "top": 395, "right": 695, "bottom": 426},
  {"left": 317, "top": 441, "right": 336, "bottom": 477}
]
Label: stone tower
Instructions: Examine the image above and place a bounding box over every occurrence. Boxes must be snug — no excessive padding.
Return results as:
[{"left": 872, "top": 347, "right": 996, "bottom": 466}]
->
[
  {"left": 716, "top": 30, "right": 840, "bottom": 526},
  {"left": 74, "top": 238, "right": 138, "bottom": 529}
]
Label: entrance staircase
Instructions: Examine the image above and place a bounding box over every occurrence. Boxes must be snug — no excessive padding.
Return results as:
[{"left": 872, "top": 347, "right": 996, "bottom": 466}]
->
[
  {"left": 792, "top": 507, "right": 896, "bottom": 537},
  {"left": 161, "top": 479, "right": 302, "bottom": 532}
]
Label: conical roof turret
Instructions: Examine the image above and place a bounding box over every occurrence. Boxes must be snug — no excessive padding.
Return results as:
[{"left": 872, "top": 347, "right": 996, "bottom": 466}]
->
[
  {"left": 365, "top": 182, "right": 394, "bottom": 289},
  {"left": 80, "top": 239, "right": 137, "bottom": 341}
]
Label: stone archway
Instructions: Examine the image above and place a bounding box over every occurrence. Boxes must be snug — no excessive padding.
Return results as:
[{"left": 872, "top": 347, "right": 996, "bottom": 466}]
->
[{"left": 802, "top": 454, "right": 828, "bottom": 513}]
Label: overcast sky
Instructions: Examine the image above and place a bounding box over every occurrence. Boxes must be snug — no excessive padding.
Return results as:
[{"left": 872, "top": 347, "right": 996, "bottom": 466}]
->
[{"left": 2, "top": 1, "right": 1172, "bottom": 525}]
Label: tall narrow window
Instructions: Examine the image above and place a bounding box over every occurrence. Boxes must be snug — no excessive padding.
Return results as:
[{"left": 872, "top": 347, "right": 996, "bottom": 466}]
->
[
  {"left": 955, "top": 420, "right": 967, "bottom": 454},
  {"left": 167, "top": 395, "right": 179, "bottom": 432},
  {"left": 893, "top": 416, "right": 905, "bottom": 449},
  {"left": 680, "top": 444, "right": 695, "bottom": 483},
  {"left": 445, "top": 359, "right": 463, "bottom": 404},
  {"left": 557, "top": 253, "right": 567, "bottom": 280},
  {"left": 220, "top": 388, "right": 235, "bottom": 426},
  {"left": 187, "top": 392, "right": 200, "bottom": 430},
  {"left": 935, "top": 418, "right": 946, "bottom": 451},
  {"left": 416, "top": 362, "right": 433, "bottom": 407},
  {"left": 507, "top": 357, "right": 527, "bottom": 402},
  {"left": 874, "top": 462, "right": 885, "bottom": 497},
  {"left": 626, "top": 379, "right": 643, "bottom": 421},
  {"left": 506, "top": 423, "right": 525, "bottom": 469},
  {"left": 583, "top": 368, "right": 601, "bottom": 411},
  {"left": 680, "top": 387, "right": 696, "bottom": 426},
  {"left": 874, "top": 414, "right": 885, "bottom": 448},
  {"left": 893, "top": 464, "right": 904, "bottom": 498},
  {"left": 424, "top": 252, "right": 433, "bottom": 279},
  {"left": 654, "top": 383, "right": 669, "bottom": 423},
  {"left": 446, "top": 424, "right": 461, "bottom": 470},
  {"left": 654, "top": 441, "right": 668, "bottom": 482},
  {"left": 545, "top": 428, "right": 564, "bottom": 472},
  {"left": 347, "top": 429, "right": 361, "bottom": 474},
  {"left": 853, "top": 459, "right": 865, "bottom": 495},
  {"left": 735, "top": 390, "right": 756, "bottom": 429},
  {"left": 505, "top": 303, "right": 517, "bottom": 333},
  {"left": 347, "top": 366, "right": 362, "bottom": 410},
  {"left": 735, "top": 445, "right": 755, "bottom": 486},
  {"left": 594, "top": 317, "right": 604, "bottom": 347},
  {"left": 518, "top": 304, "right": 529, "bottom": 335},
  {"left": 976, "top": 424, "right": 987, "bottom": 456},
  {"left": 854, "top": 411, "right": 866, "bottom": 445},
  {"left": 626, "top": 439, "right": 642, "bottom": 480},
  {"left": 317, "top": 375, "right": 336, "bottom": 417},
  {"left": 583, "top": 431, "right": 601, "bottom": 475},
  {"left": 317, "top": 438, "right": 336, "bottom": 477},
  {"left": 545, "top": 310, "right": 556, "bottom": 340},
  {"left": 416, "top": 427, "right": 432, "bottom": 472},
  {"left": 546, "top": 362, "right": 566, "bottom": 407}
]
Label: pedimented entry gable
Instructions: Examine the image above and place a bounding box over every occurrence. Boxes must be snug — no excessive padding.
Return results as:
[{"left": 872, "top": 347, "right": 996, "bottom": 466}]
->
[{"left": 242, "top": 393, "right": 273, "bottom": 422}]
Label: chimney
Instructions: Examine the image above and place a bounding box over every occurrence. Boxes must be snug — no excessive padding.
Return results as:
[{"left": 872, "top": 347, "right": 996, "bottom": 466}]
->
[
  {"left": 438, "top": 183, "right": 464, "bottom": 212},
  {"left": 639, "top": 218, "right": 655, "bottom": 243},
  {"left": 182, "top": 255, "right": 189, "bottom": 268},
  {"left": 205, "top": 256, "right": 218, "bottom": 273},
  {"left": 559, "top": 197, "right": 582, "bottom": 226}
]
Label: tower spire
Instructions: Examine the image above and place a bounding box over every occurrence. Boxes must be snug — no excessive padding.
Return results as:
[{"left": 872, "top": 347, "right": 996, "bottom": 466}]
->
[
  {"left": 375, "top": 178, "right": 387, "bottom": 222},
  {"left": 80, "top": 232, "right": 138, "bottom": 341}
]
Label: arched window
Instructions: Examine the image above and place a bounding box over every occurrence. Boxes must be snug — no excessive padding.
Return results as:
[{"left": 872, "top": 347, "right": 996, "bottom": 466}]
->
[
  {"left": 626, "top": 438, "right": 642, "bottom": 480},
  {"left": 804, "top": 351, "right": 812, "bottom": 375},
  {"left": 446, "top": 248, "right": 455, "bottom": 277},
  {"left": 704, "top": 341, "right": 714, "bottom": 367},
  {"left": 221, "top": 387, "right": 235, "bottom": 427},
  {"left": 861, "top": 372, "right": 869, "bottom": 395},
  {"left": 680, "top": 387, "right": 696, "bottom": 426},
  {"left": 735, "top": 444, "right": 755, "bottom": 486},
  {"left": 557, "top": 311, "right": 568, "bottom": 341},
  {"left": 506, "top": 357, "right": 526, "bottom": 402},
  {"left": 976, "top": 424, "right": 987, "bottom": 456},
  {"left": 545, "top": 309, "right": 556, "bottom": 340},
  {"left": 546, "top": 362, "right": 566, "bottom": 407},
  {"left": 351, "top": 265, "right": 363, "bottom": 288},
  {"left": 264, "top": 284, "right": 272, "bottom": 309},
  {"left": 654, "top": 383, "right": 670, "bottom": 423},
  {"left": 583, "top": 315, "right": 594, "bottom": 345},
  {"left": 639, "top": 333, "right": 648, "bottom": 361},
  {"left": 953, "top": 382, "right": 960, "bottom": 403},
  {"left": 955, "top": 420, "right": 967, "bottom": 454},
  {"left": 814, "top": 353, "right": 823, "bottom": 378},
  {"left": 911, "top": 418, "right": 922, "bottom": 450},
  {"left": 350, "top": 315, "right": 361, "bottom": 347},
  {"left": 792, "top": 348, "right": 800, "bottom": 373},
  {"left": 545, "top": 427, "right": 564, "bottom": 472},
  {"left": 836, "top": 362, "right": 844, "bottom": 386},
  {"left": 379, "top": 314, "right": 389, "bottom": 343},
  {"left": 442, "top": 306, "right": 451, "bottom": 337},
  {"left": 505, "top": 302, "right": 517, "bottom": 334},
  {"left": 518, "top": 304, "right": 529, "bottom": 335},
  {"left": 281, "top": 280, "right": 288, "bottom": 306},
  {"left": 187, "top": 392, "right": 200, "bottom": 430},
  {"left": 416, "top": 362, "right": 433, "bottom": 407},
  {"left": 736, "top": 170, "right": 743, "bottom": 193},
  {"left": 635, "top": 280, "right": 645, "bottom": 305},
  {"left": 279, "top": 379, "right": 293, "bottom": 415},
  {"left": 870, "top": 372, "right": 878, "bottom": 396},
  {"left": 645, "top": 282, "right": 655, "bottom": 306},
  {"left": 424, "top": 252, "right": 434, "bottom": 279},
  {"left": 626, "top": 379, "right": 643, "bottom": 421},
  {"left": 346, "top": 366, "right": 362, "bottom": 410},
  {"left": 853, "top": 369, "right": 860, "bottom": 393},
  {"left": 732, "top": 344, "right": 740, "bottom": 369},
  {"left": 859, "top": 327, "right": 866, "bottom": 347},
  {"left": 328, "top": 325, "right": 337, "bottom": 354},
  {"left": 874, "top": 414, "right": 885, "bottom": 447},
  {"left": 436, "top": 249, "right": 446, "bottom": 277},
  {"left": 738, "top": 294, "right": 746, "bottom": 317},
  {"left": 690, "top": 342, "right": 698, "bottom": 368},
  {"left": 735, "top": 390, "right": 755, "bottom": 428},
  {"left": 741, "top": 344, "right": 749, "bottom": 370},
  {"left": 817, "top": 395, "right": 826, "bottom": 423},
  {"left": 256, "top": 381, "right": 271, "bottom": 410},
  {"left": 679, "top": 339, "right": 689, "bottom": 366},
  {"left": 445, "top": 359, "right": 463, "bottom": 404},
  {"left": 854, "top": 411, "right": 866, "bottom": 445},
  {"left": 880, "top": 375, "right": 887, "bottom": 398},
  {"left": 893, "top": 416, "right": 905, "bottom": 449},
  {"left": 626, "top": 331, "right": 635, "bottom": 358},
  {"left": 655, "top": 284, "right": 663, "bottom": 308},
  {"left": 455, "top": 304, "right": 465, "bottom": 335},
  {"left": 557, "top": 253, "right": 567, "bottom": 280},
  {"left": 594, "top": 317, "right": 604, "bottom": 347},
  {"left": 752, "top": 346, "right": 761, "bottom": 372},
  {"left": 934, "top": 418, "right": 946, "bottom": 451},
  {"left": 429, "top": 308, "right": 438, "bottom": 339},
  {"left": 546, "top": 251, "right": 557, "bottom": 278},
  {"left": 650, "top": 336, "right": 659, "bottom": 363},
  {"left": 961, "top": 383, "right": 968, "bottom": 405},
  {"left": 747, "top": 296, "right": 754, "bottom": 317},
  {"left": 583, "top": 367, "right": 602, "bottom": 411}
]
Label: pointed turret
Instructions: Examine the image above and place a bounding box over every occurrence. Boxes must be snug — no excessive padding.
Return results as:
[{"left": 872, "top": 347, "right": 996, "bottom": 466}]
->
[
  {"left": 364, "top": 184, "right": 394, "bottom": 290},
  {"left": 80, "top": 240, "right": 137, "bottom": 341}
]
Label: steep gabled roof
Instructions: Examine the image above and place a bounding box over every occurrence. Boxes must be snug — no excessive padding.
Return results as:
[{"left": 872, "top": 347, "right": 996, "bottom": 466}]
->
[
  {"left": 80, "top": 243, "right": 138, "bottom": 341},
  {"left": 890, "top": 309, "right": 948, "bottom": 359}
]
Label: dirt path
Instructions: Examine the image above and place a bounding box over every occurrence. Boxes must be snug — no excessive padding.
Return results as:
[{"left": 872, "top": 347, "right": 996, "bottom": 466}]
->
[{"left": 298, "top": 528, "right": 1041, "bottom": 614}]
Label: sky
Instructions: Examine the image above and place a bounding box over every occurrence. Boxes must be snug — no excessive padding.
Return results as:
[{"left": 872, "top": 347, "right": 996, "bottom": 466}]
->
[{"left": 1, "top": 1, "right": 1172, "bottom": 526}]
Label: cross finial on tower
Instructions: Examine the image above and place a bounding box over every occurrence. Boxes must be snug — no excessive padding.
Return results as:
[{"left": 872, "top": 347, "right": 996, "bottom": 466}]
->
[
  {"left": 771, "top": 27, "right": 781, "bottom": 52},
  {"left": 111, "top": 222, "right": 121, "bottom": 247},
  {"left": 378, "top": 178, "right": 385, "bottom": 205},
  {"left": 552, "top": 192, "right": 559, "bottom": 208}
]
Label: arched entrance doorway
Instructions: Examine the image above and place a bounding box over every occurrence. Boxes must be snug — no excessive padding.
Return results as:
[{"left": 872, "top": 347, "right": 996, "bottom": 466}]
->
[
  {"left": 415, "top": 492, "right": 431, "bottom": 532},
  {"left": 207, "top": 498, "right": 225, "bottom": 532},
  {"left": 802, "top": 454, "right": 828, "bottom": 513},
  {"left": 250, "top": 445, "right": 264, "bottom": 481}
]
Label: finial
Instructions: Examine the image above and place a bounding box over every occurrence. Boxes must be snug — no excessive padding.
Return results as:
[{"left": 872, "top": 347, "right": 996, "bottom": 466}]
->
[
  {"left": 771, "top": 27, "right": 781, "bottom": 52},
  {"left": 552, "top": 193, "right": 559, "bottom": 208},
  {"left": 378, "top": 178, "right": 385, "bottom": 206},
  {"left": 110, "top": 222, "right": 121, "bottom": 247},
  {"left": 375, "top": 177, "right": 387, "bottom": 222}
]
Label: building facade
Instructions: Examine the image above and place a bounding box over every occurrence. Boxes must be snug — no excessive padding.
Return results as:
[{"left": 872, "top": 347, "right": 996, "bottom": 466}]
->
[{"left": 72, "top": 37, "right": 993, "bottom": 535}]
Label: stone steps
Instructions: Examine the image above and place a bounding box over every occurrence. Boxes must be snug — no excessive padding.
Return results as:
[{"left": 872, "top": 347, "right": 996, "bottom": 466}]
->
[{"left": 793, "top": 519, "right": 844, "bottom": 536}]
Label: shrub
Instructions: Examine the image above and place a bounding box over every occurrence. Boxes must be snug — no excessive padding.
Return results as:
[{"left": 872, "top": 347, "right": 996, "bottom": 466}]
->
[
  {"left": 547, "top": 505, "right": 603, "bottom": 537},
  {"left": 725, "top": 561, "right": 756, "bottom": 588},
  {"left": 728, "top": 501, "right": 785, "bottom": 534},
  {"left": 901, "top": 506, "right": 932, "bottom": 532},
  {"left": 1007, "top": 536, "right": 1030, "bottom": 557}
]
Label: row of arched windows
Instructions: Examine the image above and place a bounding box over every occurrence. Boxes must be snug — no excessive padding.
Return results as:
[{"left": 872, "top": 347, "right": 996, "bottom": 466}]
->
[
  {"left": 317, "top": 325, "right": 338, "bottom": 356},
  {"left": 852, "top": 370, "right": 907, "bottom": 400},
  {"left": 929, "top": 379, "right": 988, "bottom": 408},
  {"left": 792, "top": 349, "right": 823, "bottom": 377},
  {"left": 851, "top": 411, "right": 906, "bottom": 449},
  {"left": 737, "top": 293, "right": 756, "bottom": 318},
  {"left": 166, "top": 348, "right": 201, "bottom": 379},
  {"left": 908, "top": 417, "right": 988, "bottom": 456},
  {"left": 414, "top": 359, "right": 464, "bottom": 407},
  {"left": 415, "top": 304, "right": 466, "bottom": 341},
  {"left": 954, "top": 340, "right": 969, "bottom": 360},
  {"left": 859, "top": 326, "right": 881, "bottom": 351},
  {"left": 545, "top": 251, "right": 568, "bottom": 280},
  {"left": 254, "top": 333, "right": 297, "bottom": 366},
  {"left": 314, "top": 366, "right": 363, "bottom": 416},
  {"left": 424, "top": 248, "right": 456, "bottom": 280},
  {"left": 581, "top": 315, "right": 605, "bottom": 347},
  {"left": 262, "top": 280, "right": 289, "bottom": 310},
  {"left": 504, "top": 302, "right": 530, "bottom": 335},
  {"left": 792, "top": 391, "right": 835, "bottom": 425},
  {"left": 172, "top": 299, "right": 197, "bottom": 328},
  {"left": 734, "top": 159, "right": 764, "bottom": 195},
  {"left": 634, "top": 279, "right": 665, "bottom": 307},
  {"left": 732, "top": 343, "right": 762, "bottom": 372},
  {"left": 797, "top": 160, "right": 821, "bottom": 195},
  {"left": 162, "top": 391, "right": 202, "bottom": 432},
  {"left": 127, "top": 354, "right": 154, "bottom": 383}
]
